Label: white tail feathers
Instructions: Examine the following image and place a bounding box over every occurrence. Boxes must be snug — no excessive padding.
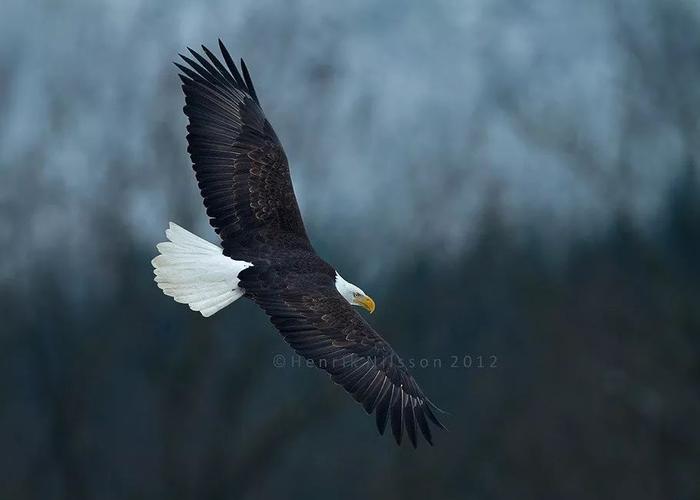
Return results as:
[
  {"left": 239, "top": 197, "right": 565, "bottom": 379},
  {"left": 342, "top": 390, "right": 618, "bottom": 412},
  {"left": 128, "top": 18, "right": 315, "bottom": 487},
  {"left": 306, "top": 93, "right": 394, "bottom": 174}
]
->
[{"left": 151, "top": 222, "right": 252, "bottom": 317}]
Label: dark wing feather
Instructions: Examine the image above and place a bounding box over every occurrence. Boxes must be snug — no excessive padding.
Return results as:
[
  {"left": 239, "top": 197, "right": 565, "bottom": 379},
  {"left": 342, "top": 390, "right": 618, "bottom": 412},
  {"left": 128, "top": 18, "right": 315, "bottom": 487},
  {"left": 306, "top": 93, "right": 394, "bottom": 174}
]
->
[
  {"left": 239, "top": 266, "right": 446, "bottom": 447},
  {"left": 176, "top": 42, "right": 308, "bottom": 254}
]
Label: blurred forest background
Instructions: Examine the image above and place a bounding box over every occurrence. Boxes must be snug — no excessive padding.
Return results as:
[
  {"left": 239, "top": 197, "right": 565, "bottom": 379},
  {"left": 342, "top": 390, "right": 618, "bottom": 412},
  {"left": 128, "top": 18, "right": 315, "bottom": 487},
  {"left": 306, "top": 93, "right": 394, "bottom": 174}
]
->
[{"left": 1, "top": 0, "right": 699, "bottom": 499}]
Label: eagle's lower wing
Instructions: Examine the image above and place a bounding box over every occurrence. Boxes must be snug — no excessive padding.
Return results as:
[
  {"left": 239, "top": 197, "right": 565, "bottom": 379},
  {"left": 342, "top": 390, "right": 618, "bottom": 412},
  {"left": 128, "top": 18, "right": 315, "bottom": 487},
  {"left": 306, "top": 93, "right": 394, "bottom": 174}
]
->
[
  {"left": 176, "top": 42, "right": 309, "bottom": 254},
  {"left": 239, "top": 268, "right": 446, "bottom": 447}
]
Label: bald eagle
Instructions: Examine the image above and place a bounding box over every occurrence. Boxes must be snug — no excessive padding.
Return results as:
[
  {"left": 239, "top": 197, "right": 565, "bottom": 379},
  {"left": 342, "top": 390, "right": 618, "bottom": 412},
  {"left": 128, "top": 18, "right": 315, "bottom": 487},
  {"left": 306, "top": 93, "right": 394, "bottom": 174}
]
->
[{"left": 152, "top": 41, "right": 445, "bottom": 447}]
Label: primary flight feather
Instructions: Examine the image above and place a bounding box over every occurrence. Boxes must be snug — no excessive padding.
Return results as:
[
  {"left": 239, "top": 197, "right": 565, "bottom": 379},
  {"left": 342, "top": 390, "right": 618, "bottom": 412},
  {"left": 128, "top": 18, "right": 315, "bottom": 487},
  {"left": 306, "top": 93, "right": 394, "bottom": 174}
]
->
[{"left": 152, "top": 40, "right": 445, "bottom": 447}]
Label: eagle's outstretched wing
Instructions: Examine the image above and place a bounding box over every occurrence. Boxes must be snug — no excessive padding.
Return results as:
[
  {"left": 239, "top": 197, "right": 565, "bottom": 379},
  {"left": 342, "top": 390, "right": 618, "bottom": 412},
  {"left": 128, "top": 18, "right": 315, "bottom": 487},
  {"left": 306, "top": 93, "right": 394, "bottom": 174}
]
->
[
  {"left": 176, "top": 41, "right": 309, "bottom": 255},
  {"left": 239, "top": 265, "right": 446, "bottom": 447}
]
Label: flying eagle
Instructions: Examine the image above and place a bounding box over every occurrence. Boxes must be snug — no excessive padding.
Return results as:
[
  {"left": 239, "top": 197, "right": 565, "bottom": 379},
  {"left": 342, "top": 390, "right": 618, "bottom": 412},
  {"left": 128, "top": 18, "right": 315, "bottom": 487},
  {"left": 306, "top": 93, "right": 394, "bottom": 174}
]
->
[{"left": 152, "top": 41, "right": 445, "bottom": 447}]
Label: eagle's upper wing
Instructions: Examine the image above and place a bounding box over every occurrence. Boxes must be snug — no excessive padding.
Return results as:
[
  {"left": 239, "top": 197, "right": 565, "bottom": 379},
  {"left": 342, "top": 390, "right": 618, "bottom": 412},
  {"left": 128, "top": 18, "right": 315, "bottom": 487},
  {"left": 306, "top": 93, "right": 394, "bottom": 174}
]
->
[
  {"left": 176, "top": 42, "right": 309, "bottom": 254},
  {"left": 239, "top": 266, "right": 446, "bottom": 447}
]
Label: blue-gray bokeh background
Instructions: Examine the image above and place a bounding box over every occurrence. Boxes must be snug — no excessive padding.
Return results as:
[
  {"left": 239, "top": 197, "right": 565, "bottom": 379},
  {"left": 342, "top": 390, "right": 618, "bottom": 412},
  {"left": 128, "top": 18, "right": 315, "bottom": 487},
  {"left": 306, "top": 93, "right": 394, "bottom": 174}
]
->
[{"left": 2, "top": 1, "right": 699, "bottom": 499}]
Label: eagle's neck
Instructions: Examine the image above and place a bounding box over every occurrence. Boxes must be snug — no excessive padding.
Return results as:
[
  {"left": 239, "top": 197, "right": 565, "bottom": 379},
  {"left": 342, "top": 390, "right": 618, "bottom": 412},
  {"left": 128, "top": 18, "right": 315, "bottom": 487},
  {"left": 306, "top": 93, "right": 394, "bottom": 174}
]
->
[{"left": 335, "top": 272, "right": 358, "bottom": 303}]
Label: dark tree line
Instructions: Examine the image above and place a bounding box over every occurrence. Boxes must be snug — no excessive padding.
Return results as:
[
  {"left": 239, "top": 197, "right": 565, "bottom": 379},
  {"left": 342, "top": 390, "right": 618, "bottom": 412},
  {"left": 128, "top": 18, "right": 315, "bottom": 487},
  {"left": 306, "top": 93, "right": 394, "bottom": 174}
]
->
[{"left": 1, "top": 162, "right": 698, "bottom": 499}]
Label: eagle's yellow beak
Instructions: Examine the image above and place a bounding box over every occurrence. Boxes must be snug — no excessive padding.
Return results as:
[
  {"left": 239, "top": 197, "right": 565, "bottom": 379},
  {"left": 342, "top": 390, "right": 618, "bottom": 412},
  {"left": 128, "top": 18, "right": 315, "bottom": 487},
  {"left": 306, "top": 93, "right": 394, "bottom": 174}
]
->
[{"left": 356, "top": 294, "right": 376, "bottom": 314}]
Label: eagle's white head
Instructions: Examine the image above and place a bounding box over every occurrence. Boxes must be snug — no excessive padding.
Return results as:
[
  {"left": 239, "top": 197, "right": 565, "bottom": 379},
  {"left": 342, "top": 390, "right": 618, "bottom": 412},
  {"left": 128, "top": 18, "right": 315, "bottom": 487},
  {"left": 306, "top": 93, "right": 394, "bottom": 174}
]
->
[{"left": 335, "top": 272, "right": 375, "bottom": 313}]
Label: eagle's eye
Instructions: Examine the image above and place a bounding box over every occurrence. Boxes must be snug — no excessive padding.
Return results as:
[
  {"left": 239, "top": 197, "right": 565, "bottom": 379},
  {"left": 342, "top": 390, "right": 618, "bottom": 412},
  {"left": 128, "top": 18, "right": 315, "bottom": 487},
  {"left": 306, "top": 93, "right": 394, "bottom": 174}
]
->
[{"left": 353, "top": 292, "right": 360, "bottom": 297}]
